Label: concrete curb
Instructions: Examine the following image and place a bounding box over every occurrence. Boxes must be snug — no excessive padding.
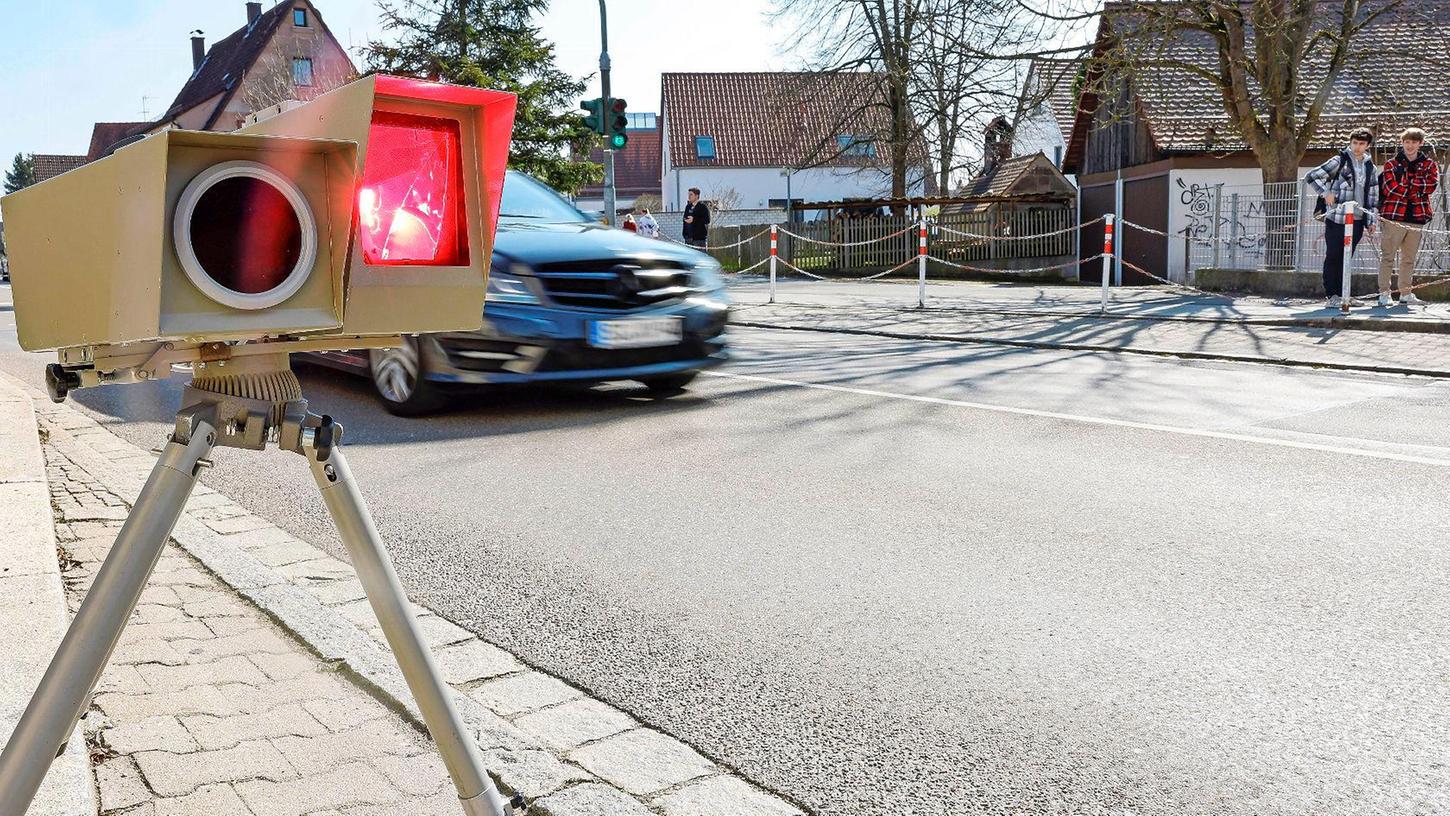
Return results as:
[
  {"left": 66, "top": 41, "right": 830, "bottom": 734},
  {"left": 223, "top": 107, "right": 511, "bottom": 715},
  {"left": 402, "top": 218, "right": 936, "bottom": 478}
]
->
[
  {"left": 0, "top": 379, "right": 97, "bottom": 816},
  {"left": 11, "top": 372, "right": 807, "bottom": 816},
  {"left": 732, "top": 320, "right": 1450, "bottom": 379}
]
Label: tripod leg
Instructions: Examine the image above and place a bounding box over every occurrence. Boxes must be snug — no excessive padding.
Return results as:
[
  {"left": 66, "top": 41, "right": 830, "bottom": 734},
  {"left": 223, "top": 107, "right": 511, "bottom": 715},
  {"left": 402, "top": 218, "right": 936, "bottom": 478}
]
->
[
  {"left": 0, "top": 416, "right": 215, "bottom": 812},
  {"left": 305, "top": 442, "right": 508, "bottom": 816}
]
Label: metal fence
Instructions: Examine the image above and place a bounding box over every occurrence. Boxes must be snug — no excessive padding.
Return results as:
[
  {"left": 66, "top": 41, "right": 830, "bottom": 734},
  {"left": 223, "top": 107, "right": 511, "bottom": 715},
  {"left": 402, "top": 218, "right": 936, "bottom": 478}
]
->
[{"left": 1184, "top": 179, "right": 1450, "bottom": 278}]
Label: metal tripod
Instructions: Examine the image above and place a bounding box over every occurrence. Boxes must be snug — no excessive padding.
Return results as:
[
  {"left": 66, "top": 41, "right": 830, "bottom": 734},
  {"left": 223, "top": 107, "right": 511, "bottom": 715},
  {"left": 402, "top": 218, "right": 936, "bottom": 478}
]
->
[{"left": 0, "top": 355, "right": 518, "bottom": 816}]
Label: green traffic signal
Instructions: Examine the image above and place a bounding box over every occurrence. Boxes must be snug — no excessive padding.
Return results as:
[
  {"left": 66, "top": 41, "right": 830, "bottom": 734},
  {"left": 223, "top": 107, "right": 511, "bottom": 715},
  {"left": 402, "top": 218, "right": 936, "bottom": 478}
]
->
[
  {"left": 609, "top": 133, "right": 628, "bottom": 150},
  {"left": 605, "top": 97, "right": 628, "bottom": 151}
]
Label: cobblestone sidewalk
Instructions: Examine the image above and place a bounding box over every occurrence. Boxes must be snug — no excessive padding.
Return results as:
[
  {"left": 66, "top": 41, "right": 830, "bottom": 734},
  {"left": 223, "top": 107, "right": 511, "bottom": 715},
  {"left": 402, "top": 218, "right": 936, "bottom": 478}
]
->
[{"left": 22, "top": 384, "right": 804, "bottom": 816}]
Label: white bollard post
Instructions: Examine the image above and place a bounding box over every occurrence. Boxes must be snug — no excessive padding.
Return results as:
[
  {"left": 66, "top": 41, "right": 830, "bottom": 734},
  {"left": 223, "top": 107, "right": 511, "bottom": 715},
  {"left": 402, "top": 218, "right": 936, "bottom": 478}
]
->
[
  {"left": 917, "top": 216, "right": 928, "bottom": 308},
  {"left": 769, "top": 224, "right": 778, "bottom": 304},
  {"left": 1101, "top": 214, "right": 1115, "bottom": 314},
  {"left": 1340, "top": 202, "right": 1354, "bottom": 314}
]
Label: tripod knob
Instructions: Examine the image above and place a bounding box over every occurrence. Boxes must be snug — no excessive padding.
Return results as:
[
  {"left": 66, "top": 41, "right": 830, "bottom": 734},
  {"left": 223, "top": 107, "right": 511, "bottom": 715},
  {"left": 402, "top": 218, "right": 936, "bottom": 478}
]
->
[{"left": 45, "top": 364, "right": 81, "bottom": 404}]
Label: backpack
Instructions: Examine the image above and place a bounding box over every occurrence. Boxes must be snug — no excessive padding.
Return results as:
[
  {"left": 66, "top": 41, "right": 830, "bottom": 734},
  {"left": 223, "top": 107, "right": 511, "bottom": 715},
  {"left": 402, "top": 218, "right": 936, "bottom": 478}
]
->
[{"left": 1313, "top": 150, "right": 1354, "bottom": 217}]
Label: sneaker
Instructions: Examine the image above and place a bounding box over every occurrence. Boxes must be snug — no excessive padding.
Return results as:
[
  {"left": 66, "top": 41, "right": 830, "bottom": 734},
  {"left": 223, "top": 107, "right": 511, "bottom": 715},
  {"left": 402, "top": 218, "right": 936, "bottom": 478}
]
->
[
  {"left": 1403, "top": 292, "right": 1424, "bottom": 305},
  {"left": 1346, "top": 297, "right": 1365, "bottom": 307},
  {"left": 1327, "top": 295, "right": 1343, "bottom": 308},
  {"left": 1378, "top": 293, "right": 1393, "bottom": 307}
]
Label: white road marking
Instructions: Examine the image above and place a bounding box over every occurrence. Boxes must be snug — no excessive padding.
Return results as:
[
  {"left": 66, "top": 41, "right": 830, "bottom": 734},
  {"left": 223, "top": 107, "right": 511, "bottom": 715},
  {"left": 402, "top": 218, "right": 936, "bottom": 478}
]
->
[{"left": 704, "top": 370, "right": 1450, "bottom": 468}]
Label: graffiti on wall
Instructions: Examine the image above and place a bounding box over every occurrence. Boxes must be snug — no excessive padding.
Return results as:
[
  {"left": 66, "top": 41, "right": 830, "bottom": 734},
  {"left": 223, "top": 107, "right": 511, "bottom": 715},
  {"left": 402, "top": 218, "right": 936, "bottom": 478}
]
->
[{"left": 1176, "top": 178, "right": 1266, "bottom": 253}]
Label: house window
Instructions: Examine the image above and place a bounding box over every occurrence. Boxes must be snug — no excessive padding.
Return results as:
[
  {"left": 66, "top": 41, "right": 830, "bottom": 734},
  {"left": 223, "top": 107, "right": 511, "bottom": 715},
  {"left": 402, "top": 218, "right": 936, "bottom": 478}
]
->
[
  {"left": 836, "top": 135, "right": 876, "bottom": 158},
  {"left": 293, "top": 8, "right": 308, "bottom": 26},
  {"left": 292, "top": 58, "right": 313, "bottom": 86},
  {"left": 694, "top": 136, "right": 716, "bottom": 160}
]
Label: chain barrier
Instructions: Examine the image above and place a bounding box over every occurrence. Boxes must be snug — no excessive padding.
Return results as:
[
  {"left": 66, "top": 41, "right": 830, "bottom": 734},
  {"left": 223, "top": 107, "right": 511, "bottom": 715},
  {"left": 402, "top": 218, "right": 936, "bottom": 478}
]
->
[
  {"left": 774, "top": 225, "right": 916, "bottom": 247},
  {"left": 1114, "top": 258, "right": 1238, "bottom": 301},
  {"left": 923, "top": 254, "right": 1105, "bottom": 277},
  {"left": 935, "top": 216, "right": 1102, "bottom": 242},
  {"left": 730, "top": 257, "right": 773, "bottom": 275}
]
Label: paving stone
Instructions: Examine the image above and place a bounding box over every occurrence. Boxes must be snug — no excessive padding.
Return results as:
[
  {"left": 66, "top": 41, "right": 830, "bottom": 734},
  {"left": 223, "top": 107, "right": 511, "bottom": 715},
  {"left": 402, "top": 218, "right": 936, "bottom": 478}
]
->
[
  {"left": 135, "top": 739, "right": 297, "bottom": 797},
  {"left": 236, "top": 762, "right": 407, "bottom": 816},
  {"left": 67, "top": 504, "right": 131, "bottom": 521},
  {"left": 96, "top": 682, "right": 265, "bottom": 721},
  {"left": 415, "top": 614, "right": 474, "bottom": 648},
  {"left": 97, "top": 665, "right": 152, "bottom": 696},
  {"left": 301, "top": 578, "right": 368, "bottom": 607},
  {"left": 132, "top": 603, "right": 187, "bottom": 625},
  {"left": 652, "top": 775, "right": 804, "bottom": 816},
  {"left": 249, "top": 650, "right": 325, "bottom": 682},
  {"left": 105, "top": 715, "right": 200, "bottom": 755},
  {"left": 136, "top": 655, "right": 270, "bottom": 693},
  {"left": 531, "top": 783, "right": 654, "bottom": 816},
  {"left": 180, "top": 594, "right": 253, "bottom": 619},
  {"left": 222, "top": 525, "right": 308, "bottom": 550},
  {"left": 569, "top": 729, "right": 717, "bottom": 797},
  {"left": 249, "top": 540, "right": 331, "bottom": 568},
  {"left": 470, "top": 672, "right": 581, "bottom": 717},
  {"left": 277, "top": 558, "right": 357, "bottom": 582},
  {"left": 137, "top": 585, "right": 182, "bottom": 607},
  {"left": 433, "top": 638, "right": 520, "bottom": 685},
  {"left": 368, "top": 752, "right": 451, "bottom": 796},
  {"left": 202, "top": 616, "right": 264, "bottom": 638},
  {"left": 302, "top": 696, "right": 389, "bottom": 733},
  {"left": 481, "top": 748, "right": 594, "bottom": 799},
  {"left": 112, "top": 638, "right": 189, "bottom": 667},
  {"left": 181, "top": 702, "right": 330, "bottom": 750},
  {"left": 150, "top": 782, "right": 251, "bottom": 816},
  {"left": 96, "top": 756, "right": 151, "bottom": 813},
  {"left": 513, "top": 699, "right": 636, "bottom": 750},
  {"left": 202, "top": 514, "right": 274, "bottom": 535},
  {"left": 167, "top": 627, "right": 297, "bottom": 663},
  {"left": 272, "top": 717, "right": 425, "bottom": 775},
  {"left": 337, "top": 789, "right": 460, "bottom": 816},
  {"left": 119, "top": 620, "right": 213, "bottom": 645}
]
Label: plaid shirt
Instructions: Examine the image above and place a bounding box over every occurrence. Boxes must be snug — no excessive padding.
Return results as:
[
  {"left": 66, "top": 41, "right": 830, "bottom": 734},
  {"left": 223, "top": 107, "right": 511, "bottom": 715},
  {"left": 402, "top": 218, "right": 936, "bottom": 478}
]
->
[
  {"left": 1307, "top": 151, "right": 1380, "bottom": 225},
  {"left": 1379, "top": 152, "right": 1439, "bottom": 224}
]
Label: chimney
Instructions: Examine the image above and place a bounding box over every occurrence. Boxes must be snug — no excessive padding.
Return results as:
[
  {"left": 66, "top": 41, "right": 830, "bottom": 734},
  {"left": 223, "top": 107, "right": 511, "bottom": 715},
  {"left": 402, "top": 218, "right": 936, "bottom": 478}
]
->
[
  {"left": 190, "top": 30, "right": 206, "bottom": 70},
  {"left": 246, "top": 2, "right": 262, "bottom": 22}
]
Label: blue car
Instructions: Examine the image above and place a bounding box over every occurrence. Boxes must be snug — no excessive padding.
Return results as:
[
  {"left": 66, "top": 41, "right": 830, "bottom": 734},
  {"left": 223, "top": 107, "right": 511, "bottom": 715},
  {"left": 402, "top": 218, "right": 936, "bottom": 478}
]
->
[{"left": 310, "top": 171, "right": 729, "bottom": 415}]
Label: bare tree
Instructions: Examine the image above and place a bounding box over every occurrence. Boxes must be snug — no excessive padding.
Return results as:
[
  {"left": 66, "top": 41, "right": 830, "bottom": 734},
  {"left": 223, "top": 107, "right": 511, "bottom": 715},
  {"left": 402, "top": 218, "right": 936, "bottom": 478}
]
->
[{"left": 711, "top": 187, "right": 743, "bottom": 211}]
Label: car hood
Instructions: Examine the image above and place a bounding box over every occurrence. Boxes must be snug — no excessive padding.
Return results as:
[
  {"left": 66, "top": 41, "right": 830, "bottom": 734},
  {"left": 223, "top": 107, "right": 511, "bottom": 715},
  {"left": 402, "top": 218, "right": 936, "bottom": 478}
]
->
[{"left": 492, "top": 220, "right": 709, "bottom": 267}]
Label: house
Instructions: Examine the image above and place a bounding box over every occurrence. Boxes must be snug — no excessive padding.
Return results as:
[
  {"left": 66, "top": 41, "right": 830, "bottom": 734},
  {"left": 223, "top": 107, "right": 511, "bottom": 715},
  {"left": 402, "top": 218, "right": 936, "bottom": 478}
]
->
[
  {"left": 87, "top": 1, "right": 356, "bottom": 160},
  {"left": 574, "top": 112, "right": 662, "bottom": 213},
  {"left": 659, "top": 72, "right": 931, "bottom": 212},
  {"left": 1012, "top": 58, "right": 1081, "bottom": 171},
  {"left": 937, "top": 152, "right": 1078, "bottom": 277},
  {"left": 31, "top": 155, "right": 88, "bottom": 183},
  {"left": 1065, "top": 3, "right": 1450, "bottom": 282}
]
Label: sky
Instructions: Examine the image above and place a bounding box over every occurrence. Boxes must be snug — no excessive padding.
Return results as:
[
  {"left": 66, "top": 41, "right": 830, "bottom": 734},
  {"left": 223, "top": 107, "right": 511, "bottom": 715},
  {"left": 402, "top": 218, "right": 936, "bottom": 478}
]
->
[{"left": 0, "top": 0, "right": 782, "bottom": 177}]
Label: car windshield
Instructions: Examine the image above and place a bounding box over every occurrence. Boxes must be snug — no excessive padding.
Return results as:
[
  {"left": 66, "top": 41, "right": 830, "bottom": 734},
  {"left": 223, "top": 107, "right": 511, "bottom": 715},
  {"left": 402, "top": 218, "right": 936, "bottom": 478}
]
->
[{"left": 498, "top": 171, "right": 589, "bottom": 223}]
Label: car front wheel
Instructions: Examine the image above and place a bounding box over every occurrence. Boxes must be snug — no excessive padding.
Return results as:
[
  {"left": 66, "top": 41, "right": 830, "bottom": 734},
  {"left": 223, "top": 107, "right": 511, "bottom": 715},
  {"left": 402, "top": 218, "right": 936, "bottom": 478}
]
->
[
  {"left": 638, "top": 371, "right": 699, "bottom": 395},
  {"left": 370, "top": 337, "right": 449, "bottom": 416}
]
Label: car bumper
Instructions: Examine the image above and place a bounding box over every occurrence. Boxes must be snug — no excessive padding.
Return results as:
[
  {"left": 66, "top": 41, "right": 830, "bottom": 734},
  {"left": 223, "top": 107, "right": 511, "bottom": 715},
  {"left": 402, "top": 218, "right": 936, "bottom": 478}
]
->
[{"left": 420, "top": 296, "right": 730, "bottom": 385}]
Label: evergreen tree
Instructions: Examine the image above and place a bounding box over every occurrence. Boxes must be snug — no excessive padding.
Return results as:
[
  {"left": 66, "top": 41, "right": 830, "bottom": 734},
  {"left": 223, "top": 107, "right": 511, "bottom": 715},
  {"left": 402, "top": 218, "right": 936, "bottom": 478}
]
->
[
  {"left": 4, "top": 153, "right": 36, "bottom": 194},
  {"left": 365, "top": 0, "right": 602, "bottom": 194}
]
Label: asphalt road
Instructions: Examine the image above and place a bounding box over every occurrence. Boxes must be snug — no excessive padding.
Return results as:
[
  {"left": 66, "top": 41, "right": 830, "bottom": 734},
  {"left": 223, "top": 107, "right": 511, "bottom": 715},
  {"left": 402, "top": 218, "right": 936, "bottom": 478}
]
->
[{"left": 4, "top": 282, "right": 1450, "bottom": 815}]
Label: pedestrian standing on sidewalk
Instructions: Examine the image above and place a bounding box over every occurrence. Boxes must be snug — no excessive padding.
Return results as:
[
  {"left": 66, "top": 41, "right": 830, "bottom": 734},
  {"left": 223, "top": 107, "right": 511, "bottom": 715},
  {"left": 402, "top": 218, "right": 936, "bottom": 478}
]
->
[
  {"left": 1377, "top": 127, "right": 1439, "bottom": 306},
  {"left": 1307, "top": 128, "right": 1380, "bottom": 309},
  {"left": 636, "top": 208, "right": 661, "bottom": 238},
  {"left": 683, "top": 187, "right": 711, "bottom": 248}
]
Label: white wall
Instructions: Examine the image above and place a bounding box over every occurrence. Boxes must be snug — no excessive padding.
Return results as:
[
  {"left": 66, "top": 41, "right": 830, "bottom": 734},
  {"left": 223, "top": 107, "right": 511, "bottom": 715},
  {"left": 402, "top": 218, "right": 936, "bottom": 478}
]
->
[
  {"left": 662, "top": 165, "right": 927, "bottom": 211},
  {"left": 1013, "top": 104, "right": 1069, "bottom": 173}
]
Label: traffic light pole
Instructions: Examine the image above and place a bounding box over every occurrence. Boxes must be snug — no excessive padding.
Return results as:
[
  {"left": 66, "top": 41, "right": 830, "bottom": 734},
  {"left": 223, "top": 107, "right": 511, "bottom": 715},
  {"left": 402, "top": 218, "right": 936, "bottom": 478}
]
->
[{"left": 597, "top": 0, "right": 617, "bottom": 227}]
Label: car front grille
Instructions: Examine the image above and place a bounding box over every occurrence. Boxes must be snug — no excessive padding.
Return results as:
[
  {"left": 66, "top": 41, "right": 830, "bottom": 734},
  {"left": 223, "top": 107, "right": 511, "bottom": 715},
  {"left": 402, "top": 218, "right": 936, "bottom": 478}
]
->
[
  {"left": 534, "top": 259, "right": 693, "bottom": 311},
  {"left": 436, "top": 335, "right": 544, "bottom": 374}
]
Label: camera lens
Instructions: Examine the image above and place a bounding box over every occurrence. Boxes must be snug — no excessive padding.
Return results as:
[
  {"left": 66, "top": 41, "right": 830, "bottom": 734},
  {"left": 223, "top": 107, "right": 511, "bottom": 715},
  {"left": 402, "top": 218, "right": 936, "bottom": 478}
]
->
[{"left": 189, "top": 176, "right": 303, "bottom": 295}]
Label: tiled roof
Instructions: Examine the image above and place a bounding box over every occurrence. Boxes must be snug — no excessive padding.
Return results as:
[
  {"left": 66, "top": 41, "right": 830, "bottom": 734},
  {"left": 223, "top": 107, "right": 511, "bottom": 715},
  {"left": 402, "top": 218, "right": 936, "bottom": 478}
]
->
[
  {"left": 32, "top": 155, "right": 87, "bottom": 183},
  {"left": 662, "top": 72, "right": 913, "bottom": 169},
  {"left": 961, "top": 154, "right": 1039, "bottom": 199},
  {"left": 87, "top": 122, "right": 154, "bottom": 161},
  {"left": 1078, "top": 3, "right": 1450, "bottom": 155},
  {"left": 1021, "top": 58, "right": 1082, "bottom": 136},
  {"left": 578, "top": 128, "right": 662, "bottom": 198},
  {"left": 162, "top": 3, "right": 294, "bottom": 126}
]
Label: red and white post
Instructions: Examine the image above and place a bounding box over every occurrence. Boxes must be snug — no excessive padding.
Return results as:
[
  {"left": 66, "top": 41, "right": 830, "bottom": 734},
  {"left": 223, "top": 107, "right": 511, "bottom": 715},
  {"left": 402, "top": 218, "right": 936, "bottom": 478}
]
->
[
  {"left": 769, "top": 224, "right": 778, "bottom": 304},
  {"left": 1340, "top": 202, "right": 1354, "bottom": 314},
  {"left": 917, "top": 215, "right": 928, "bottom": 308},
  {"left": 1100, "top": 214, "right": 1115, "bottom": 314}
]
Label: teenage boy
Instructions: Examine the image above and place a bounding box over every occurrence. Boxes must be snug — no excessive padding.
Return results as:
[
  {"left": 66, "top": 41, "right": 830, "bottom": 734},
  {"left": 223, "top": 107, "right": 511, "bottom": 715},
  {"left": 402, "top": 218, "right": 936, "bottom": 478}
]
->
[
  {"left": 1377, "top": 127, "right": 1439, "bottom": 306},
  {"left": 1307, "top": 128, "right": 1380, "bottom": 308}
]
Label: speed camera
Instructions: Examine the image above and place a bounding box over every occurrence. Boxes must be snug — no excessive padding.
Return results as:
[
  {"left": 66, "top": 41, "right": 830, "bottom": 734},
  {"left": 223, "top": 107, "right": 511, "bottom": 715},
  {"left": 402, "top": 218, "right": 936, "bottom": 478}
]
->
[{"left": 0, "top": 74, "right": 517, "bottom": 395}]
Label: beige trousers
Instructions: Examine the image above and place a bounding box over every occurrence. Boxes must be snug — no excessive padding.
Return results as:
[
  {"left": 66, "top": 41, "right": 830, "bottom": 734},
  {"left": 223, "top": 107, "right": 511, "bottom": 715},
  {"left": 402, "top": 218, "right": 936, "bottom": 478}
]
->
[{"left": 1378, "top": 219, "right": 1423, "bottom": 295}]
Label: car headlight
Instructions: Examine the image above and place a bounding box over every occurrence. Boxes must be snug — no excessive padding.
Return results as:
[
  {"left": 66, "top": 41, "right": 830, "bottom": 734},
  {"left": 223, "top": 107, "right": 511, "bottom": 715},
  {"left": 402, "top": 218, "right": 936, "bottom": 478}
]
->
[
  {"left": 690, "top": 259, "right": 725, "bottom": 292},
  {"left": 486, "top": 261, "right": 540, "bottom": 304}
]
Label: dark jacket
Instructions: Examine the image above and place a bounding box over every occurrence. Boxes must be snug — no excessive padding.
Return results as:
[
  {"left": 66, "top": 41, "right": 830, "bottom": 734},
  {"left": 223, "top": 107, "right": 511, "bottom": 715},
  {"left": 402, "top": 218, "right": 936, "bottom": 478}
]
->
[
  {"left": 1380, "top": 148, "right": 1439, "bottom": 224},
  {"left": 683, "top": 201, "right": 711, "bottom": 240}
]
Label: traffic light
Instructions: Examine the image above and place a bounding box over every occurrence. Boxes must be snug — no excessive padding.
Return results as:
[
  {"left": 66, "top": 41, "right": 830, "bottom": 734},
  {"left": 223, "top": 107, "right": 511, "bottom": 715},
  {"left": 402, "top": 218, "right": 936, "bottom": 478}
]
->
[
  {"left": 0, "top": 74, "right": 517, "bottom": 377},
  {"left": 581, "top": 97, "right": 605, "bottom": 134},
  {"left": 607, "top": 97, "right": 629, "bottom": 150}
]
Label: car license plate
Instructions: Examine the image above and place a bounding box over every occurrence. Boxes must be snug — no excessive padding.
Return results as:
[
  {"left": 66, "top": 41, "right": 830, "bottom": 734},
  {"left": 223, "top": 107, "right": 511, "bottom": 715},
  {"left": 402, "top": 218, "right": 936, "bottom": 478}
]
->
[{"left": 588, "top": 317, "right": 683, "bottom": 349}]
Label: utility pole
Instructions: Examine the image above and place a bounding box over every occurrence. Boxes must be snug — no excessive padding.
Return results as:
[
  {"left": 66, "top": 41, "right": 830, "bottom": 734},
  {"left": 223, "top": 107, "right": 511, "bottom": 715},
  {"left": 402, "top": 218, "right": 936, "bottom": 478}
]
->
[{"left": 597, "top": 0, "right": 617, "bottom": 227}]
